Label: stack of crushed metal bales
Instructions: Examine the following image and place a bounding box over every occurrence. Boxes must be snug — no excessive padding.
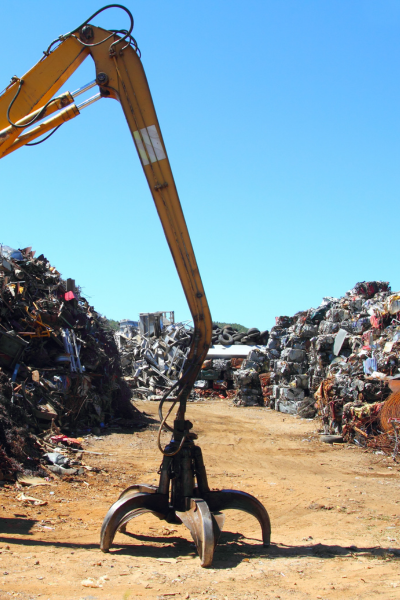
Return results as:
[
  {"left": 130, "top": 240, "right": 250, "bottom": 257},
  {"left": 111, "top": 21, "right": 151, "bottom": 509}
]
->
[
  {"left": 193, "top": 351, "right": 270, "bottom": 405},
  {"left": 194, "top": 357, "right": 236, "bottom": 399},
  {"left": 232, "top": 349, "right": 269, "bottom": 405},
  {"left": 265, "top": 312, "right": 320, "bottom": 419},
  {"left": 116, "top": 321, "right": 193, "bottom": 397},
  {"left": 192, "top": 326, "right": 270, "bottom": 401},
  {"left": 0, "top": 245, "right": 132, "bottom": 476},
  {"left": 195, "top": 358, "right": 230, "bottom": 392},
  {"left": 313, "top": 282, "right": 400, "bottom": 448},
  {"left": 266, "top": 281, "right": 400, "bottom": 443}
]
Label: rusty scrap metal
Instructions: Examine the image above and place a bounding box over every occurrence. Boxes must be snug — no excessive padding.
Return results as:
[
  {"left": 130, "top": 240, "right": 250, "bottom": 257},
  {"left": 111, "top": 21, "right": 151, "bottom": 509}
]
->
[{"left": 0, "top": 244, "right": 133, "bottom": 477}]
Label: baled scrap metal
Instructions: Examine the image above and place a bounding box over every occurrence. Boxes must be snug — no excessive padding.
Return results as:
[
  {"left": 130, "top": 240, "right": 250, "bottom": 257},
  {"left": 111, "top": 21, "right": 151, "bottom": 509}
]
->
[
  {"left": 192, "top": 346, "right": 271, "bottom": 400},
  {"left": 120, "top": 280, "right": 400, "bottom": 449},
  {"left": 232, "top": 349, "right": 269, "bottom": 406},
  {"left": 192, "top": 349, "right": 270, "bottom": 404},
  {"left": 231, "top": 358, "right": 244, "bottom": 369},
  {"left": 192, "top": 358, "right": 235, "bottom": 398},
  {"left": 0, "top": 244, "right": 131, "bottom": 475},
  {"left": 213, "top": 380, "right": 228, "bottom": 390},
  {"left": 201, "top": 369, "right": 221, "bottom": 380},
  {"left": 212, "top": 358, "right": 230, "bottom": 371},
  {"left": 266, "top": 280, "right": 400, "bottom": 452},
  {"left": 197, "top": 346, "right": 275, "bottom": 405},
  {"left": 193, "top": 358, "right": 237, "bottom": 398},
  {"left": 194, "top": 380, "right": 209, "bottom": 389}
]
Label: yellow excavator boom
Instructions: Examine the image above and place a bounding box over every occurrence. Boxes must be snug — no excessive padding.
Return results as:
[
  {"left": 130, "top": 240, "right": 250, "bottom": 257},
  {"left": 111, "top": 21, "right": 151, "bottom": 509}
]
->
[{"left": 0, "top": 14, "right": 212, "bottom": 414}]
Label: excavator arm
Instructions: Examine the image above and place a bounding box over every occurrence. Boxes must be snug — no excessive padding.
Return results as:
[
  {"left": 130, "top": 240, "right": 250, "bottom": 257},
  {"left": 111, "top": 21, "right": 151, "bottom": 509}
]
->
[
  {"left": 0, "top": 7, "right": 212, "bottom": 423},
  {"left": 1, "top": 8, "right": 272, "bottom": 566}
]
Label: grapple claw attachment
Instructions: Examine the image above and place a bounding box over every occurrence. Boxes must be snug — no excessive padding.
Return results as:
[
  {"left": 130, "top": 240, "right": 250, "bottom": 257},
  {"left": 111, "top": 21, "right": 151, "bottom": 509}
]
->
[{"left": 100, "top": 423, "right": 271, "bottom": 566}]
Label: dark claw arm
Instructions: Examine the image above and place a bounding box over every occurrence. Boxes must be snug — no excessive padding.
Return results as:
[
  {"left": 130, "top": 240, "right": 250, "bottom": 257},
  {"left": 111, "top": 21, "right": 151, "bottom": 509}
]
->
[
  {"left": 176, "top": 498, "right": 216, "bottom": 567},
  {"left": 204, "top": 489, "right": 271, "bottom": 546},
  {"left": 118, "top": 484, "right": 158, "bottom": 500},
  {"left": 100, "top": 492, "right": 169, "bottom": 552}
]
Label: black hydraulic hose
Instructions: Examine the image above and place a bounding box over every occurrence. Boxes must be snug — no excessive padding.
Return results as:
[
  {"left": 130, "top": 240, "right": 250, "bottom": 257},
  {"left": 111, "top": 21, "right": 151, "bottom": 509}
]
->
[
  {"left": 70, "top": 4, "right": 134, "bottom": 39},
  {"left": 7, "top": 79, "right": 62, "bottom": 129},
  {"left": 43, "top": 6, "right": 139, "bottom": 58},
  {"left": 156, "top": 355, "right": 200, "bottom": 457},
  {"left": 158, "top": 378, "right": 181, "bottom": 433},
  {"left": 26, "top": 124, "right": 63, "bottom": 146}
]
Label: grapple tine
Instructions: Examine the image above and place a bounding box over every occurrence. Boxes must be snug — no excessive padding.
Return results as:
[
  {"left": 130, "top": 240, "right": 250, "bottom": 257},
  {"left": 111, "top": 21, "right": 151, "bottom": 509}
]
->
[
  {"left": 118, "top": 483, "right": 158, "bottom": 501},
  {"left": 211, "top": 511, "right": 225, "bottom": 547},
  {"left": 176, "top": 498, "right": 215, "bottom": 567},
  {"left": 100, "top": 491, "right": 169, "bottom": 552},
  {"left": 205, "top": 489, "right": 271, "bottom": 546}
]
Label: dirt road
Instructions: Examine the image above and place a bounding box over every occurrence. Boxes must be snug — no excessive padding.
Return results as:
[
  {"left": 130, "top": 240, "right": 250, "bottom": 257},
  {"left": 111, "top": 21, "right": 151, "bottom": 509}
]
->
[{"left": 0, "top": 399, "right": 399, "bottom": 599}]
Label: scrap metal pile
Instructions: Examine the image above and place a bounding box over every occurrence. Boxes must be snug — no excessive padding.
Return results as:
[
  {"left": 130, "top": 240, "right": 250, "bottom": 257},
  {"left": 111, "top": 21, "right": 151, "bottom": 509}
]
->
[
  {"left": 116, "top": 321, "right": 193, "bottom": 397},
  {"left": 114, "top": 280, "right": 400, "bottom": 454},
  {"left": 264, "top": 280, "right": 400, "bottom": 450},
  {"left": 117, "top": 320, "right": 271, "bottom": 402},
  {"left": 0, "top": 245, "right": 133, "bottom": 476},
  {"left": 194, "top": 357, "right": 237, "bottom": 400}
]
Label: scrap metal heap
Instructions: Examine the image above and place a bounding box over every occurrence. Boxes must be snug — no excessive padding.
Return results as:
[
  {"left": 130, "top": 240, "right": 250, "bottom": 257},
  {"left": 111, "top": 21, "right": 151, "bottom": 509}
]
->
[
  {"left": 0, "top": 245, "right": 134, "bottom": 476},
  {"left": 117, "top": 321, "right": 270, "bottom": 401},
  {"left": 232, "top": 350, "right": 270, "bottom": 405},
  {"left": 115, "top": 280, "right": 400, "bottom": 455},
  {"left": 116, "top": 320, "right": 193, "bottom": 398},
  {"left": 194, "top": 325, "right": 270, "bottom": 403},
  {"left": 264, "top": 280, "right": 400, "bottom": 451},
  {"left": 186, "top": 280, "right": 400, "bottom": 454}
]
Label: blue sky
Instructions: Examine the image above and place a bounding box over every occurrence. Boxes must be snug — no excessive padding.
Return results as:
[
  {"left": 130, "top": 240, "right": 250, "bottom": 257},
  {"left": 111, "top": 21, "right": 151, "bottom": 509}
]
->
[{"left": 1, "top": 1, "right": 399, "bottom": 330}]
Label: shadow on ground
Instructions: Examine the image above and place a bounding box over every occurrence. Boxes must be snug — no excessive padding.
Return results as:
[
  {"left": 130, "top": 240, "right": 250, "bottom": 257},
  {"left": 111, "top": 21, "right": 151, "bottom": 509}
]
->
[
  {"left": 1, "top": 527, "right": 398, "bottom": 567},
  {"left": 0, "top": 518, "right": 37, "bottom": 535}
]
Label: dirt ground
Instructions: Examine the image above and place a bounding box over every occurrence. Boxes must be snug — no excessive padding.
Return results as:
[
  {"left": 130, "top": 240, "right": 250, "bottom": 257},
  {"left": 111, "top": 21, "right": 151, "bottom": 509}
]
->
[{"left": 0, "top": 399, "right": 399, "bottom": 600}]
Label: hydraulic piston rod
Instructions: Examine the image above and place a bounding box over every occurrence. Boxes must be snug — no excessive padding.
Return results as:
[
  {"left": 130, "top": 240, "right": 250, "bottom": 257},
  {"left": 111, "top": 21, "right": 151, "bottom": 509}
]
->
[{"left": 1, "top": 93, "right": 101, "bottom": 156}]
